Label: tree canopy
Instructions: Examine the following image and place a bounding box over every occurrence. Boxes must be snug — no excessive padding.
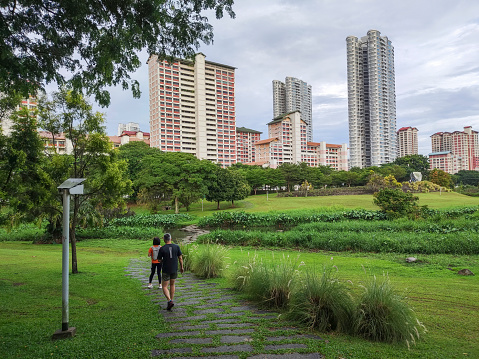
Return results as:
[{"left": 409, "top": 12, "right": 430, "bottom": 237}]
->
[{"left": 0, "top": 0, "right": 235, "bottom": 105}]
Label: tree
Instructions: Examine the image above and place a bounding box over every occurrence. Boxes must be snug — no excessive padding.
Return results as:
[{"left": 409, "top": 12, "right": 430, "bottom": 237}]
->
[
  {"left": 379, "top": 164, "right": 408, "bottom": 182},
  {"left": 226, "top": 169, "right": 250, "bottom": 207},
  {"left": 429, "top": 168, "right": 454, "bottom": 188},
  {"left": 331, "top": 170, "right": 359, "bottom": 187},
  {"left": 244, "top": 167, "right": 266, "bottom": 195},
  {"left": 0, "top": 108, "right": 56, "bottom": 226},
  {"left": 392, "top": 155, "right": 430, "bottom": 178},
  {"left": 1, "top": 0, "right": 235, "bottom": 106},
  {"left": 263, "top": 167, "right": 285, "bottom": 192},
  {"left": 137, "top": 151, "right": 216, "bottom": 213},
  {"left": 373, "top": 188, "right": 419, "bottom": 218},
  {"left": 117, "top": 141, "right": 156, "bottom": 199},
  {"left": 454, "top": 170, "right": 479, "bottom": 186},
  {"left": 205, "top": 167, "right": 235, "bottom": 210},
  {"left": 278, "top": 163, "right": 301, "bottom": 192},
  {"left": 38, "top": 89, "right": 132, "bottom": 273}
]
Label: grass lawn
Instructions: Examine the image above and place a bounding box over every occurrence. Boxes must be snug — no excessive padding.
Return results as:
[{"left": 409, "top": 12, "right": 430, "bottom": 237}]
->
[
  {"left": 1, "top": 240, "right": 478, "bottom": 358},
  {"left": 140, "top": 191, "right": 479, "bottom": 217}
]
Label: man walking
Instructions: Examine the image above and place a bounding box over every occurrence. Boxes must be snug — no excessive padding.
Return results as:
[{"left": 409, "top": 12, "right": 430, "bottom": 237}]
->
[{"left": 158, "top": 233, "right": 184, "bottom": 310}]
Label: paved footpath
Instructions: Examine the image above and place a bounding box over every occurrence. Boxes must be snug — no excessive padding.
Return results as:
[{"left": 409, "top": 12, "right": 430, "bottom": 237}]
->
[{"left": 126, "top": 259, "right": 326, "bottom": 359}]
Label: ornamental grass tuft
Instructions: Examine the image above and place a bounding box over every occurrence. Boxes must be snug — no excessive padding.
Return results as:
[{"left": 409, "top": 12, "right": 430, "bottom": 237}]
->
[
  {"left": 286, "top": 266, "right": 355, "bottom": 333},
  {"left": 354, "top": 274, "right": 427, "bottom": 346},
  {"left": 233, "top": 254, "right": 300, "bottom": 309},
  {"left": 190, "top": 242, "right": 228, "bottom": 278}
]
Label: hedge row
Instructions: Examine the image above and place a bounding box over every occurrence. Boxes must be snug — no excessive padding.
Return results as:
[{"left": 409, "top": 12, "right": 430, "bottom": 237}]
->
[
  {"left": 199, "top": 229, "right": 479, "bottom": 255},
  {"left": 109, "top": 213, "right": 193, "bottom": 228},
  {"left": 198, "top": 207, "right": 479, "bottom": 229}
]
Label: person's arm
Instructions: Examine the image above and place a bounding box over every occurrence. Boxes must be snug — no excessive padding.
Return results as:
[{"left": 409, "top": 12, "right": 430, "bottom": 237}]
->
[
  {"left": 148, "top": 247, "right": 152, "bottom": 258},
  {"left": 178, "top": 255, "right": 184, "bottom": 274}
]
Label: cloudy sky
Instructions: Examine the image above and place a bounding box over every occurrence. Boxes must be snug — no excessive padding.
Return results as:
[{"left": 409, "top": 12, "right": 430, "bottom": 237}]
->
[{"left": 98, "top": 0, "right": 479, "bottom": 156}]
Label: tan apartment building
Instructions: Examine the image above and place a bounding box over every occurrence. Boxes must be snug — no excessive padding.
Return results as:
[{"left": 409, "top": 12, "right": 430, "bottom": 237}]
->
[
  {"left": 306, "top": 142, "right": 348, "bottom": 171},
  {"left": 430, "top": 126, "right": 479, "bottom": 172},
  {"left": 397, "top": 126, "right": 418, "bottom": 157},
  {"left": 148, "top": 53, "right": 237, "bottom": 166},
  {"left": 109, "top": 130, "right": 150, "bottom": 149},
  {"left": 236, "top": 127, "right": 262, "bottom": 164}
]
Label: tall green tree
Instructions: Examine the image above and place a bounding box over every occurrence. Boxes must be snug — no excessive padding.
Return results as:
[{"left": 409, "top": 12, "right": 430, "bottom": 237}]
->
[
  {"left": 226, "top": 169, "right": 250, "bottom": 207},
  {"left": 38, "top": 89, "right": 132, "bottom": 273},
  {"left": 1, "top": 0, "right": 235, "bottom": 105},
  {"left": 278, "top": 163, "right": 300, "bottom": 192},
  {"left": 454, "top": 170, "right": 479, "bottom": 186},
  {"left": 136, "top": 151, "right": 216, "bottom": 213},
  {"left": 263, "top": 167, "right": 285, "bottom": 192},
  {"left": 117, "top": 141, "right": 157, "bottom": 199},
  {"left": 205, "top": 167, "right": 234, "bottom": 210},
  {"left": 0, "top": 108, "right": 56, "bottom": 226},
  {"left": 392, "top": 155, "right": 430, "bottom": 178},
  {"left": 244, "top": 167, "right": 266, "bottom": 195}
]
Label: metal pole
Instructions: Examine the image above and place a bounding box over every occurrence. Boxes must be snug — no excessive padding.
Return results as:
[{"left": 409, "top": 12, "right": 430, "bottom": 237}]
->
[{"left": 62, "top": 189, "right": 70, "bottom": 331}]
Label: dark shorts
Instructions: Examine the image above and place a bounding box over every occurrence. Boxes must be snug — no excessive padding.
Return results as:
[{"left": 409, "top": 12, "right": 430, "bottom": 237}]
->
[{"left": 162, "top": 272, "right": 178, "bottom": 281}]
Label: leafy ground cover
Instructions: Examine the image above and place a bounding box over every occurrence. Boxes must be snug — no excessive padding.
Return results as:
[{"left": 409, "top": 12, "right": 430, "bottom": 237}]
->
[{"left": 1, "top": 240, "right": 478, "bottom": 358}]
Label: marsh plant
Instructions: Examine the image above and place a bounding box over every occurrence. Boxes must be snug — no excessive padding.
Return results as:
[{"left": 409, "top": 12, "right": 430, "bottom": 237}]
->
[
  {"left": 190, "top": 242, "right": 228, "bottom": 278},
  {"left": 234, "top": 254, "right": 301, "bottom": 309},
  {"left": 286, "top": 266, "right": 355, "bottom": 333},
  {"left": 354, "top": 274, "right": 427, "bottom": 346}
]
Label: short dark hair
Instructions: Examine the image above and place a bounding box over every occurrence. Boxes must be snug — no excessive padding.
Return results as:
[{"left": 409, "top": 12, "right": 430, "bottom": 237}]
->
[
  {"left": 163, "top": 233, "right": 171, "bottom": 242},
  {"left": 153, "top": 237, "right": 161, "bottom": 245}
]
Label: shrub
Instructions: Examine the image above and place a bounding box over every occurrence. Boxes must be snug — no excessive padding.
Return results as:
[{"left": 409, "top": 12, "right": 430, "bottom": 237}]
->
[
  {"left": 110, "top": 213, "right": 193, "bottom": 228},
  {"left": 190, "top": 243, "right": 228, "bottom": 279},
  {"left": 75, "top": 226, "right": 161, "bottom": 240},
  {"left": 286, "top": 267, "right": 355, "bottom": 333},
  {"left": 354, "top": 274, "right": 426, "bottom": 346},
  {"left": 373, "top": 188, "right": 420, "bottom": 218}
]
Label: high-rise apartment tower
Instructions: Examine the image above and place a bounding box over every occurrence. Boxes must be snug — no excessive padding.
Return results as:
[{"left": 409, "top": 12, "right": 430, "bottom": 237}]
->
[
  {"left": 272, "top": 77, "right": 313, "bottom": 142},
  {"left": 346, "top": 30, "right": 397, "bottom": 168},
  {"left": 148, "top": 53, "right": 237, "bottom": 166}
]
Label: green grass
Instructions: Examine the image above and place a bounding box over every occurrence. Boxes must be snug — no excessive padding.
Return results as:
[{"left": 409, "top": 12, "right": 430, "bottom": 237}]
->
[
  {"left": 1, "top": 240, "right": 478, "bottom": 359},
  {"left": 0, "top": 240, "right": 157, "bottom": 359},
  {"left": 224, "top": 247, "right": 479, "bottom": 358},
  {"left": 136, "top": 191, "right": 479, "bottom": 217}
]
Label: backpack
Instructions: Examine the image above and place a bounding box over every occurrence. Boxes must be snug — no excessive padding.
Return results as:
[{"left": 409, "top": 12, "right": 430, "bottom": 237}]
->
[{"left": 151, "top": 246, "right": 160, "bottom": 261}]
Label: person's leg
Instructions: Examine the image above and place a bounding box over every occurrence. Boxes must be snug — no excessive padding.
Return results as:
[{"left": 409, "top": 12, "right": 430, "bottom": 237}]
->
[
  {"left": 169, "top": 278, "right": 176, "bottom": 300},
  {"left": 161, "top": 272, "right": 171, "bottom": 301},
  {"left": 148, "top": 263, "right": 156, "bottom": 287},
  {"left": 157, "top": 264, "right": 162, "bottom": 288}
]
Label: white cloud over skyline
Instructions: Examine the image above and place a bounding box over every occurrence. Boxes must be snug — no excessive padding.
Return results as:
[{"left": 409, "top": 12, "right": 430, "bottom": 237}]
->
[{"left": 96, "top": 0, "right": 479, "bottom": 156}]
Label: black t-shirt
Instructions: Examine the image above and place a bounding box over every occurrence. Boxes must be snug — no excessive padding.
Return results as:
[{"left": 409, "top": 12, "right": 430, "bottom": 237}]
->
[{"left": 159, "top": 243, "right": 182, "bottom": 273}]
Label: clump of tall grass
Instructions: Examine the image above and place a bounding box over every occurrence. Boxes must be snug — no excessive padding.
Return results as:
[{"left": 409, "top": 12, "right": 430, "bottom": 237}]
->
[
  {"left": 286, "top": 267, "right": 355, "bottom": 333},
  {"left": 354, "top": 274, "right": 426, "bottom": 346},
  {"left": 180, "top": 243, "right": 197, "bottom": 272},
  {"left": 189, "top": 242, "right": 228, "bottom": 279},
  {"left": 232, "top": 254, "right": 301, "bottom": 309}
]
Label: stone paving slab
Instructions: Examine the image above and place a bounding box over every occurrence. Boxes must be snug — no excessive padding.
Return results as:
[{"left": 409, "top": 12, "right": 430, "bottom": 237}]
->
[
  {"left": 152, "top": 347, "right": 193, "bottom": 356},
  {"left": 201, "top": 343, "right": 253, "bottom": 353},
  {"left": 170, "top": 324, "right": 211, "bottom": 330},
  {"left": 167, "top": 315, "right": 207, "bottom": 322},
  {"left": 169, "top": 337, "right": 213, "bottom": 345},
  {"left": 127, "top": 259, "right": 325, "bottom": 359},
  {"left": 156, "top": 331, "right": 201, "bottom": 338},
  {"left": 263, "top": 343, "right": 308, "bottom": 350},
  {"left": 220, "top": 335, "right": 253, "bottom": 343},
  {"left": 205, "top": 329, "right": 256, "bottom": 335}
]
